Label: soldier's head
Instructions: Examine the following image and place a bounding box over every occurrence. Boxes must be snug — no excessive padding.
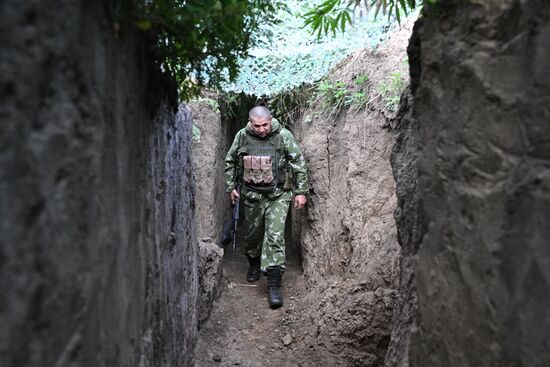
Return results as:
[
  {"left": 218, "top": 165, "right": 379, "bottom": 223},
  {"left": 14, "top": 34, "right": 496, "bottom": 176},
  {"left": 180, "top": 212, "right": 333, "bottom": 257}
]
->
[{"left": 249, "top": 106, "right": 272, "bottom": 138}]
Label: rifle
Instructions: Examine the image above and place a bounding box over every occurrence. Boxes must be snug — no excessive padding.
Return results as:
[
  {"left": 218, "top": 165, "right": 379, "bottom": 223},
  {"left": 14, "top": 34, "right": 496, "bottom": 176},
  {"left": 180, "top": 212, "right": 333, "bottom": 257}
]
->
[
  {"left": 231, "top": 186, "right": 240, "bottom": 252},
  {"left": 220, "top": 137, "right": 245, "bottom": 251},
  {"left": 220, "top": 185, "right": 240, "bottom": 252}
]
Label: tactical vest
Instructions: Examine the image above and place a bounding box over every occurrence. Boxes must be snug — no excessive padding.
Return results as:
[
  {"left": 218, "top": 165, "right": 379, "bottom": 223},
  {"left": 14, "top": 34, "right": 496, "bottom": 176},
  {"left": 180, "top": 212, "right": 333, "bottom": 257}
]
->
[{"left": 236, "top": 131, "right": 286, "bottom": 193}]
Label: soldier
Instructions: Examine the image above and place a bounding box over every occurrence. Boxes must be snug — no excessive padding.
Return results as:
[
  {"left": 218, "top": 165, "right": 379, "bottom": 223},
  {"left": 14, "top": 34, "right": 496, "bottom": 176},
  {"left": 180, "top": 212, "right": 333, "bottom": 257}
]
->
[{"left": 224, "top": 106, "right": 309, "bottom": 309}]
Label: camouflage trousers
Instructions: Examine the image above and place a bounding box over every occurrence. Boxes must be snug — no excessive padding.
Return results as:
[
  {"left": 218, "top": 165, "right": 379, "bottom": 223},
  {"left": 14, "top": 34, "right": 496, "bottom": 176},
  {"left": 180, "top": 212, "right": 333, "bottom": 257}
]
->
[{"left": 241, "top": 187, "right": 292, "bottom": 272}]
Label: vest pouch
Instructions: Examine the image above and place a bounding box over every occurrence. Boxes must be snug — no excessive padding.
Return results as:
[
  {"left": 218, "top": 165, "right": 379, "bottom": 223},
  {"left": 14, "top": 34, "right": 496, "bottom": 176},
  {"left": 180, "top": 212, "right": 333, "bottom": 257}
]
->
[
  {"left": 243, "top": 155, "right": 253, "bottom": 183},
  {"left": 251, "top": 156, "right": 263, "bottom": 184},
  {"left": 243, "top": 155, "right": 275, "bottom": 185},
  {"left": 260, "top": 156, "right": 274, "bottom": 183}
]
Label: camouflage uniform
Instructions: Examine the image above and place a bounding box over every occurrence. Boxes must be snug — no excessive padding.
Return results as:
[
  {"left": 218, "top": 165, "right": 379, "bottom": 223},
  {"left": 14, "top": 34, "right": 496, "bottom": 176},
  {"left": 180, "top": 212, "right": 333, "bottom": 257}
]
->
[{"left": 225, "top": 119, "right": 308, "bottom": 272}]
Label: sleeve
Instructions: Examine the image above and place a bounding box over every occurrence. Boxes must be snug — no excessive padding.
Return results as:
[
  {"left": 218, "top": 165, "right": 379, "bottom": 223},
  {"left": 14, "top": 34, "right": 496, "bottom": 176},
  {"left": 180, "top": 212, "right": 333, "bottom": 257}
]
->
[
  {"left": 224, "top": 131, "right": 242, "bottom": 192},
  {"left": 282, "top": 130, "right": 309, "bottom": 195}
]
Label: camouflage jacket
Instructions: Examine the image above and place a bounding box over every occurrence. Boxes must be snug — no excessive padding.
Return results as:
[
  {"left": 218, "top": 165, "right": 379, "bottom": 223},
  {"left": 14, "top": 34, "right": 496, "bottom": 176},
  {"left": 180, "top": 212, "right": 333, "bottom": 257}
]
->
[{"left": 224, "top": 119, "right": 309, "bottom": 196}]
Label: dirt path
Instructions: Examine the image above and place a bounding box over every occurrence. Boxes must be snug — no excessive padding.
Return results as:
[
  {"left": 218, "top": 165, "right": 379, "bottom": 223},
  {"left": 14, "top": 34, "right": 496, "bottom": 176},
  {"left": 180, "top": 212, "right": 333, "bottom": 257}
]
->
[{"left": 193, "top": 249, "right": 334, "bottom": 367}]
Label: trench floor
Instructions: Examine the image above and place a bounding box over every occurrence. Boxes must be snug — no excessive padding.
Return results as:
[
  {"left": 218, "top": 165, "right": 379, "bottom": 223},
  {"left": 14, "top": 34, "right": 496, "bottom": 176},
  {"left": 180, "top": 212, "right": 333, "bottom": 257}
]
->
[{"left": 193, "top": 249, "right": 327, "bottom": 367}]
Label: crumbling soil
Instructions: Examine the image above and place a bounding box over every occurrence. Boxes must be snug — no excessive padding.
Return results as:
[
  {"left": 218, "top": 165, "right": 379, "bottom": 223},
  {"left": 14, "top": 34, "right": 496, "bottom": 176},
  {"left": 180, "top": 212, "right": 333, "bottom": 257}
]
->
[{"left": 193, "top": 249, "right": 344, "bottom": 367}]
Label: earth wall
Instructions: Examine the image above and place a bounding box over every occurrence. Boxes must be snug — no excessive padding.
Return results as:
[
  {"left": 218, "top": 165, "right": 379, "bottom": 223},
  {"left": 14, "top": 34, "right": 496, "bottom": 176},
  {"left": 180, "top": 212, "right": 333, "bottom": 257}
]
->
[
  {"left": 388, "top": 1, "right": 550, "bottom": 366},
  {"left": 0, "top": 1, "right": 199, "bottom": 366}
]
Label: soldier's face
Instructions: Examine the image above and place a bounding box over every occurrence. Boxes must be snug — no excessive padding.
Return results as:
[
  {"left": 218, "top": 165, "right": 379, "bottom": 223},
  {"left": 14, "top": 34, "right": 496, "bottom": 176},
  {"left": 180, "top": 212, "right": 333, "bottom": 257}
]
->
[{"left": 250, "top": 116, "right": 272, "bottom": 138}]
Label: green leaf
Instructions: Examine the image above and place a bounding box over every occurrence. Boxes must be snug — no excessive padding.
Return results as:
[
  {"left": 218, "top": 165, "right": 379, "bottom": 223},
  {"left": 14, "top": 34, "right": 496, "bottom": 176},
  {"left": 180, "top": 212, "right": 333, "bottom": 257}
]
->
[
  {"left": 312, "top": 16, "right": 323, "bottom": 32},
  {"left": 372, "top": 0, "right": 383, "bottom": 19},
  {"left": 340, "top": 11, "right": 347, "bottom": 31},
  {"left": 399, "top": 0, "right": 409, "bottom": 14},
  {"left": 335, "top": 11, "right": 343, "bottom": 26},
  {"left": 394, "top": 4, "right": 400, "bottom": 23}
]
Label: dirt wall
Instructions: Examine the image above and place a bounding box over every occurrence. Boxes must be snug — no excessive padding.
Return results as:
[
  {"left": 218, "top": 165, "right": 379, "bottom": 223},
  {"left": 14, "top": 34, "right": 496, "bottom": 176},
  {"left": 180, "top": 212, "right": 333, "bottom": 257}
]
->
[
  {"left": 191, "top": 99, "right": 229, "bottom": 243},
  {"left": 0, "top": 1, "right": 198, "bottom": 366},
  {"left": 289, "top": 21, "right": 415, "bottom": 365},
  {"left": 190, "top": 98, "right": 227, "bottom": 327},
  {"left": 389, "top": 1, "right": 550, "bottom": 366},
  {"left": 385, "top": 90, "right": 422, "bottom": 367}
]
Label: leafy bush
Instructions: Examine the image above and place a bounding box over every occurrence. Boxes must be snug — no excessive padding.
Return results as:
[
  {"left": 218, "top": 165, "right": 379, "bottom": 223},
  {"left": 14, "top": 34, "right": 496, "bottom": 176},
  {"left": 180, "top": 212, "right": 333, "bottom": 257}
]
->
[
  {"left": 218, "top": 91, "right": 261, "bottom": 123},
  {"left": 288, "top": 72, "right": 372, "bottom": 124},
  {"left": 126, "top": 0, "right": 287, "bottom": 100},
  {"left": 303, "top": 0, "right": 439, "bottom": 37},
  {"left": 267, "top": 84, "right": 316, "bottom": 127},
  {"left": 377, "top": 71, "right": 405, "bottom": 111}
]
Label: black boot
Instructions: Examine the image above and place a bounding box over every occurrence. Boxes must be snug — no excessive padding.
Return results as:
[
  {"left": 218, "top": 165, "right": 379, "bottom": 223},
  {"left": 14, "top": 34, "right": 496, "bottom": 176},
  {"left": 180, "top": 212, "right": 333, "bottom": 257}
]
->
[
  {"left": 266, "top": 267, "right": 283, "bottom": 309},
  {"left": 246, "top": 256, "right": 261, "bottom": 283}
]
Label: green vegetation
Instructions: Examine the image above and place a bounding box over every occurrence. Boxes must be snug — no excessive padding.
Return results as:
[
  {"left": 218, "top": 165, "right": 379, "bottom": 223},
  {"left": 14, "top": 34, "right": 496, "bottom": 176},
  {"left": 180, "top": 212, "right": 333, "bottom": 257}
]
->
[
  {"left": 129, "top": 0, "right": 412, "bottom": 116},
  {"left": 264, "top": 66, "right": 405, "bottom": 126},
  {"left": 127, "top": 0, "right": 287, "bottom": 100},
  {"left": 117, "top": 0, "right": 417, "bottom": 102},
  {"left": 377, "top": 71, "right": 405, "bottom": 111},
  {"left": 222, "top": 1, "right": 394, "bottom": 97},
  {"left": 280, "top": 69, "right": 405, "bottom": 124},
  {"left": 303, "top": 0, "right": 438, "bottom": 38},
  {"left": 346, "top": 74, "right": 370, "bottom": 110},
  {"left": 219, "top": 68, "right": 404, "bottom": 128},
  {"left": 288, "top": 72, "right": 372, "bottom": 125},
  {"left": 218, "top": 92, "right": 261, "bottom": 124},
  {"left": 317, "top": 73, "right": 372, "bottom": 115},
  {"left": 268, "top": 85, "right": 315, "bottom": 127},
  {"left": 318, "top": 80, "right": 348, "bottom": 111},
  {"left": 124, "top": 0, "right": 403, "bottom": 100}
]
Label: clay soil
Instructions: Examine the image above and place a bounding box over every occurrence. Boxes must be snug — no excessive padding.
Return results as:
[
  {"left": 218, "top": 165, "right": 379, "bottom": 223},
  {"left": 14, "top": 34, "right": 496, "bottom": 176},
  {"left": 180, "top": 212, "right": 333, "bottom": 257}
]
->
[{"left": 193, "top": 249, "right": 340, "bottom": 367}]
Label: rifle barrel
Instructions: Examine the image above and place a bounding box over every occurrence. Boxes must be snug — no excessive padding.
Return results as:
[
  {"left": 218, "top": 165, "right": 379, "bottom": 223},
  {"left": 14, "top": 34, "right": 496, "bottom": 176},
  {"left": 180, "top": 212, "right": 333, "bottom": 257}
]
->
[{"left": 232, "top": 198, "right": 240, "bottom": 252}]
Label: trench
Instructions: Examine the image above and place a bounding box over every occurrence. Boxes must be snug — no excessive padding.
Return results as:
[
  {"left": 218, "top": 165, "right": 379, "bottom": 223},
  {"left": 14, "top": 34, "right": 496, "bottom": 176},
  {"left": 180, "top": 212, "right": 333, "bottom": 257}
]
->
[
  {"left": 192, "top": 94, "right": 311, "bottom": 366},
  {"left": 192, "top": 5, "right": 550, "bottom": 366},
  {"left": 4, "top": 2, "right": 549, "bottom": 367},
  {"left": 190, "top": 18, "right": 411, "bottom": 362},
  {"left": 194, "top": 92, "right": 304, "bottom": 269}
]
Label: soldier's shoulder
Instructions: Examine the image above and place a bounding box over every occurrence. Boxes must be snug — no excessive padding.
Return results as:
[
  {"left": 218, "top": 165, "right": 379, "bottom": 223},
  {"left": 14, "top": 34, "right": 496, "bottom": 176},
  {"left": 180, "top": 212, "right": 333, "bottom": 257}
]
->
[
  {"left": 279, "top": 128, "right": 297, "bottom": 141},
  {"left": 233, "top": 128, "right": 248, "bottom": 141}
]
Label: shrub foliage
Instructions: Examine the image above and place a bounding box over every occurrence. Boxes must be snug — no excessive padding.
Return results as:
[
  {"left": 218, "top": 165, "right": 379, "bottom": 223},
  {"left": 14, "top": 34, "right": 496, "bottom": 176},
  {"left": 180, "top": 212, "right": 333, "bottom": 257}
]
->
[
  {"left": 131, "top": 0, "right": 286, "bottom": 100},
  {"left": 303, "top": 0, "right": 438, "bottom": 37}
]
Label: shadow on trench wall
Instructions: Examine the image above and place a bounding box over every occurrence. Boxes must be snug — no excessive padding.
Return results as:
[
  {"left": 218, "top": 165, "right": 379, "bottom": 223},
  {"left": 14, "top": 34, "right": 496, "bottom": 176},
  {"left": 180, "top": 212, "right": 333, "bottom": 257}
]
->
[
  {"left": 387, "top": 2, "right": 550, "bottom": 366},
  {"left": 1, "top": 1, "right": 199, "bottom": 366}
]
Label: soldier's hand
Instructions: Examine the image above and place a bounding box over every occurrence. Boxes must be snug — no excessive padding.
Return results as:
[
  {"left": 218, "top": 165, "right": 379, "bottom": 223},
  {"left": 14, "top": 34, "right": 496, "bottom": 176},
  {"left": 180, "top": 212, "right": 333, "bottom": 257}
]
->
[
  {"left": 230, "top": 189, "right": 240, "bottom": 205},
  {"left": 294, "top": 195, "right": 307, "bottom": 210}
]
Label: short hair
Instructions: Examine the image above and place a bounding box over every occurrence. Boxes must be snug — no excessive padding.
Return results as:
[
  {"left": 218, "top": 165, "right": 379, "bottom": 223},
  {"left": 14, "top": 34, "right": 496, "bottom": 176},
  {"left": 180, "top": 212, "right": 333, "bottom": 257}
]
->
[{"left": 249, "top": 106, "right": 272, "bottom": 120}]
